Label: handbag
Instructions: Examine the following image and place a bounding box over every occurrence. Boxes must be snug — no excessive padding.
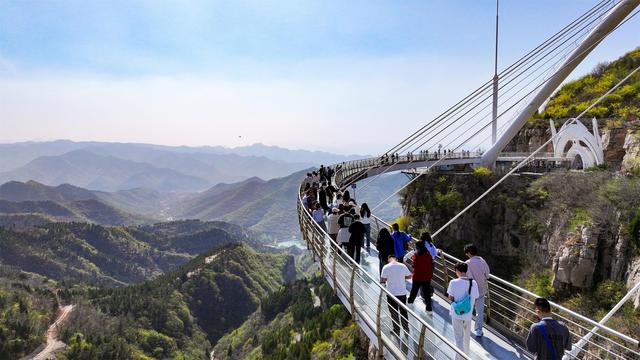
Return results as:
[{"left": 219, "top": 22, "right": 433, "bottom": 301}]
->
[{"left": 451, "top": 279, "right": 473, "bottom": 315}]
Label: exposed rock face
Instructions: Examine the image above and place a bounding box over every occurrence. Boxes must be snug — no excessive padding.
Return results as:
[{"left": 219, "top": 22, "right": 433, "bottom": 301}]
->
[
  {"left": 281, "top": 255, "right": 297, "bottom": 283},
  {"left": 402, "top": 170, "right": 639, "bottom": 305},
  {"left": 622, "top": 131, "right": 640, "bottom": 174},
  {"left": 626, "top": 257, "right": 640, "bottom": 310},
  {"left": 602, "top": 127, "right": 629, "bottom": 168},
  {"left": 503, "top": 126, "right": 554, "bottom": 153},
  {"left": 552, "top": 226, "right": 598, "bottom": 289}
]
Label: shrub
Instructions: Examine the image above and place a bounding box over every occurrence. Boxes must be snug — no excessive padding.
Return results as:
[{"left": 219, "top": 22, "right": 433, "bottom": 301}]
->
[
  {"left": 520, "top": 269, "right": 554, "bottom": 299},
  {"left": 473, "top": 166, "right": 492, "bottom": 177},
  {"left": 566, "top": 208, "right": 591, "bottom": 233},
  {"left": 434, "top": 190, "right": 464, "bottom": 214},
  {"left": 393, "top": 215, "right": 413, "bottom": 231}
]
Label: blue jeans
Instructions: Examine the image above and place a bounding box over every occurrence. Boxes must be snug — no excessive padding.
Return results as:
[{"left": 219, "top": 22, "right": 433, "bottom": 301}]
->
[
  {"left": 474, "top": 295, "right": 486, "bottom": 334},
  {"left": 363, "top": 224, "right": 371, "bottom": 247}
]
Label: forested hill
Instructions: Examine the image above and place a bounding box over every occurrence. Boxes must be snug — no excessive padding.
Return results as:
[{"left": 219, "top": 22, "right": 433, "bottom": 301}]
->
[
  {"left": 55, "top": 243, "right": 295, "bottom": 359},
  {"left": 0, "top": 266, "right": 58, "bottom": 359},
  {"left": 0, "top": 220, "right": 264, "bottom": 286},
  {"left": 213, "top": 276, "right": 368, "bottom": 360},
  {"left": 534, "top": 47, "right": 640, "bottom": 121}
]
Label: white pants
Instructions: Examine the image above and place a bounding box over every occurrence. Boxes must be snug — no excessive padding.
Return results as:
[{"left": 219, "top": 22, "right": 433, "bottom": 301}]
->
[{"left": 452, "top": 318, "right": 472, "bottom": 359}]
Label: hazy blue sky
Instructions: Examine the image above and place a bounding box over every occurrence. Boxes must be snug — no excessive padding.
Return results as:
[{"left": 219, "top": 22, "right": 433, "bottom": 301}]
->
[{"left": 1, "top": 1, "right": 638, "bottom": 154}]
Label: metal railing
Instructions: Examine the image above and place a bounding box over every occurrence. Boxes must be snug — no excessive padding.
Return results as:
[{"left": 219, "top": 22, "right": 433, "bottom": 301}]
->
[
  {"left": 298, "top": 189, "right": 472, "bottom": 360},
  {"left": 331, "top": 160, "right": 640, "bottom": 360},
  {"left": 334, "top": 152, "right": 483, "bottom": 188}
]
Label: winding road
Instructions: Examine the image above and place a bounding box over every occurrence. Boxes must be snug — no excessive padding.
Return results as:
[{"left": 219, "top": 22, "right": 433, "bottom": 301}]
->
[{"left": 25, "top": 305, "right": 75, "bottom": 360}]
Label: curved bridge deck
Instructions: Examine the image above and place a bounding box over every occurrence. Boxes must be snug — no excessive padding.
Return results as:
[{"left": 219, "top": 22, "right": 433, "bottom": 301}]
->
[{"left": 298, "top": 159, "right": 640, "bottom": 359}]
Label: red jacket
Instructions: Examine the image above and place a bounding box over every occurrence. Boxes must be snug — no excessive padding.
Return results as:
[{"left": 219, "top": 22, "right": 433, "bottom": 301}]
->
[{"left": 411, "top": 252, "right": 433, "bottom": 282}]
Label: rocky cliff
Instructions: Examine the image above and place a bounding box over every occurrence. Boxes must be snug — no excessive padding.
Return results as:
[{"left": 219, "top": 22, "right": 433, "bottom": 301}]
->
[{"left": 401, "top": 123, "right": 640, "bottom": 308}]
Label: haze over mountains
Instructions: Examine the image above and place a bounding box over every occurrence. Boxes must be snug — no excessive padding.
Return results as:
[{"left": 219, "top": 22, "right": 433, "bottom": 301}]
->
[
  {"left": 0, "top": 140, "right": 362, "bottom": 192},
  {"left": 0, "top": 140, "right": 401, "bottom": 239}
]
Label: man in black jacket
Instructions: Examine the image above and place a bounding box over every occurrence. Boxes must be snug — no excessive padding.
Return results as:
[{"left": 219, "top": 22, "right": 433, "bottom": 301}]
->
[
  {"left": 348, "top": 215, "right": 366, "bottom": 264},
  {"left": 526, "top": 298, "right": 571, "bottom": 360},
  {"left": 338, "top": 207, "right": 355, "bottom": 228}
]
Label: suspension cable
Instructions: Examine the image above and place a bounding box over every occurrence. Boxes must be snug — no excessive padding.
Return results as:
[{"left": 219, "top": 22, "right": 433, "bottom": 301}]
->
[
  {"left": 356, "top": 6, "right": 639, "bottom": 196},
  {"left": 431, "top": 61, "right": 640, "bottom": 237},
  {"left": 383, "top": 0, "right": 617, "bottom": 157},
  {"left": 344, "top": 1, "right": 620, "bottom": 189}
]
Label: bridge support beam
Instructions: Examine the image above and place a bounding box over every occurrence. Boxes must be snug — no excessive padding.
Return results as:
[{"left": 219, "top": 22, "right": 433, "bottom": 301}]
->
[
  {"left": 318, "top": 234, "right": 325, "bottom": 278},
  {"left": 332, "top": 244, "right": 338, "bottom": 296},
  {"left": 481, "top": 0, "right": 640, "bottom": 167},
  {"left": 375, "top": 288, "right": 384, "bottom": 360},
  {"left": 349, "top": 266, "right": 357, "bottom": 321},
  {"left": 417, "top": 325, "right": 427, "bottom": 360}
]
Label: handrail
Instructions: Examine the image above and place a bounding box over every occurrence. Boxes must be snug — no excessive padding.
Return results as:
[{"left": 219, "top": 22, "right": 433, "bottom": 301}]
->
[
  {"left": 375, "top": 213, "right": 640, "bottom": 348},
  {"left": 329, "top": 158, "right": 640, "bottom": 357},
  {"left": 298, "top": 185, "right": 472, "bottom": 359}
]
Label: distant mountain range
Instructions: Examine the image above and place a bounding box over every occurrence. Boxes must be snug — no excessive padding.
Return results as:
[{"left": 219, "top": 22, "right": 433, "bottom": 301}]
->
[
  {"left": 0, "top": 180, "right": 152, "bottom": 226},
  {"left": 0, "top": 140, "right": 363, "bottom": 193},
  {"left": 172, "top": 169, "right": 306, "bottom": 239},
  {"left": 0, "top": 168, "right": 404, "bottom": 238}
]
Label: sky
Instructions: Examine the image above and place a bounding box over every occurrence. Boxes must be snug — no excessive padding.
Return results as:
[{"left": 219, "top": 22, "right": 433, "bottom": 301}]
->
[{"left": 0, "top": 0, "right": 639, "bottom": 154}]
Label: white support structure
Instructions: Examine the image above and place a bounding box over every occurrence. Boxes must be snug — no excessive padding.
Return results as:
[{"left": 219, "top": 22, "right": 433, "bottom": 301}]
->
[
  {"left": 481, "top": 0, "right": 640, "bottom": 167},
  {"left": 550, "top": 117, "right": 604, "bottom": 169}
]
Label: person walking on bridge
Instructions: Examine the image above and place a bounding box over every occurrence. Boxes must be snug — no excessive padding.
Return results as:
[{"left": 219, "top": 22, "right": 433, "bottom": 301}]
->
[
  {"left": 407, "top": 240, "right": 433, "bottom": 312},
  {"left": 464, "top": 244, "right": 490, "bottom": 337},
  {"left": 380, "top": 254, "right": 412, "bottom": 339},
  {"left": 376, "top": 228, "right": 395, "bottom": 274},
  {"left": 348, "top": 215, "right": 366, "bottom": 264},
  {"left": 447, "top": 262, "right": 479, "bottom": 359},
  {"left": 319, "top": 184, "right": 329, "bottom": 213},
  {"left": 359, "top": 203, "right": 372, "bottom": 250},
  {"left": 421, "top": 232, "right": 440, "bottom": 265},
  {"left": 312, "top": 203, "right": 326, "bottom": 232},
  {"left": 526, "top": 298, "right": 571, "bottom": 360},
  {"left": 327, "top": 208, "right": 340, "bottom": 242},
  {"left": 391, "top": 223, "right": 411, "bottom": 263}
]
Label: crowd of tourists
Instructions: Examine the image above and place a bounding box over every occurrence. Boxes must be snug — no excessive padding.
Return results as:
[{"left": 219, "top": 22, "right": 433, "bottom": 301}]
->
[
  {"left": 379, "top": 239, "right": 570, "bottom": 360},
  {"left": 302, "top": 166, "right": 570, "bottom": 360},
  {"left": 303, "top": 167, "right": 372, "bottom": 265}
]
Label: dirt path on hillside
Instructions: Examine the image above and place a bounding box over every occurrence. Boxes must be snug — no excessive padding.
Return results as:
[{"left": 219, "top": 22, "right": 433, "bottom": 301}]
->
[{"left": 24, "top": 305, "right": 75, "bottom": 360}]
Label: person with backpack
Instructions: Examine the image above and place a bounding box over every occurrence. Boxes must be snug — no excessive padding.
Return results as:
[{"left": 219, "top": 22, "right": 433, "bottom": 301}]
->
[
  {"left": 376, "top": 228, "right": 395, "bottom": 275},
  {"left": 526, "top": 298, "right": 571, "bottom": 360},
  {"left": 464, "top": 244, "right": 491, "bottom": 337},
  {"left": 338, "top": 207, "right": 355, "bottom": 229},
  {"left": 390, "top": 223, "right": 411, "bottom": 263},
  {"left": 447, "top": 262, "right": 480, "bottom": 359},
  {"left": 407, "top": 240, "right": 433, "bottom": 312}
]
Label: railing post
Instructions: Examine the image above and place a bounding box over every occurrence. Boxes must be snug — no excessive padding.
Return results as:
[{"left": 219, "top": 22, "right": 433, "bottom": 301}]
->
[
  {"left": 485, "top": 288, "right": 491, "bottom": 324},
  {"left": 332, "top": 245, "right": 338, "bottom": 296},
  {"left": 418, "top": 324, "right": 427, "bottom": 360},
  {"left": 349, "top": 265, "right": 356, "bottom": 320},
  {"left": 441, "top": 253, "right": 450, "bottom": 290},
  {"left": 376, "top": 288, "right": 384, "bottom": 359},
  {"left": 318, "top": 234, "right": 325, "bottom": 278}
]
